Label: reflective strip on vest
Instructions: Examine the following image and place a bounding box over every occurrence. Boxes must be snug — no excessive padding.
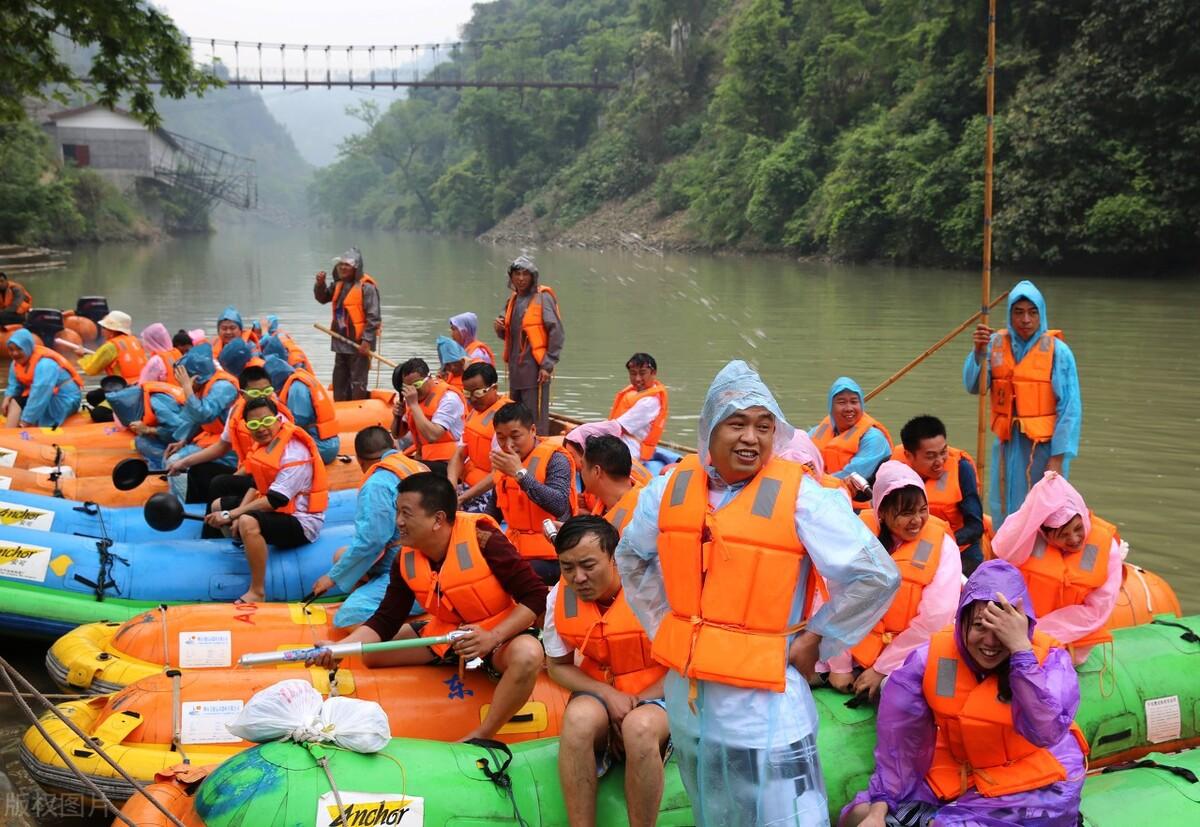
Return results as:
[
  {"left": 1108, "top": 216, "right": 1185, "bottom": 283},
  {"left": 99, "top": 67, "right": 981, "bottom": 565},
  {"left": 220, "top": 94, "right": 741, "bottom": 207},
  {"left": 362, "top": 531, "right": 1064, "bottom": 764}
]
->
[
  {"left": 482, "top": 410, "right": 497, "bottom": 425},
  {"left": 527, "top": 454, "right": 542, "bottom": 476},
  {"left": 669, "top": 469, "right": 693, "bottom": 507},
  {"left": 455, "top": 541, "right": 474, "bottom": 571},
  {"left": 751, "top": 477, "right": 782, "bottom": 519},
  {"left": 935, "top": 657, "right": 958, "bottom": 698},
  {"left": 607, "top": 507, "right": 628, "bottom": 530},
  {"left": 812, "top": 423, "right": 829, "bottom": 441},
  {"left": 911, "top": 539, "right": 934, "bottom": 571},
  {"left": 1079, "top": 543, "right": 1099, "bottom": 573},
  {"left": 404, "top": 551, "right": 416, "bottom": 581},
  {"left": 563, "top": 587, "right": 579, "bottom": 619}
]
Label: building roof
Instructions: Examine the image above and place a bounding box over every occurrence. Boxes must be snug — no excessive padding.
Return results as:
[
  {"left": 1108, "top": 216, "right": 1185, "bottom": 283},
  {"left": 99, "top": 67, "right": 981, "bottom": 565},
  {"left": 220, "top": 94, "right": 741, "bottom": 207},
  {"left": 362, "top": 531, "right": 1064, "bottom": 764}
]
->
[{"left": 43, "top": 104, "right": 180, "bottom": 149}]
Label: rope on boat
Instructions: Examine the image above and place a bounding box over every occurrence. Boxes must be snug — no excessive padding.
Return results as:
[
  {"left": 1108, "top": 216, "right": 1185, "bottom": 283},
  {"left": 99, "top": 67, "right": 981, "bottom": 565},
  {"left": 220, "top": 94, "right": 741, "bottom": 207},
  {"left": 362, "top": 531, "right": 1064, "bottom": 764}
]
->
[
  {"left": 0, "top": 655, "right": 187, "bottom": 827},
  {"left": 0, "top": 690, "right": 83, "bottom": 701}
]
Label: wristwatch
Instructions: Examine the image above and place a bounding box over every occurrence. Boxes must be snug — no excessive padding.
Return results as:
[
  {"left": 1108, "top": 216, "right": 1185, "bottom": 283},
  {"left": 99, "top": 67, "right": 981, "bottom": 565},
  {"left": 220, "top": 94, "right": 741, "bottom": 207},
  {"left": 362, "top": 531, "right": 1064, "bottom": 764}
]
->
[
  {"left": 515, "top": 468, "right": 529, "bottom": 483},
  {"left": 221, "top": 510, "right": 232, "bottom": 521}
]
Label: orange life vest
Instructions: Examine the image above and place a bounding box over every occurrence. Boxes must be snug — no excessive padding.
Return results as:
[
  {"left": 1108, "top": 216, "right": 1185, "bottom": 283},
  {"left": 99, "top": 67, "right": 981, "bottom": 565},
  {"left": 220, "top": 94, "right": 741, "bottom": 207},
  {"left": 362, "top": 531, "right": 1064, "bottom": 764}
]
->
[
  {"left": 193, "top": 370, "right": 239, "bottom": 447},
  {"left": 810, "top": 413, "right": 894, "bottom": 475},
  {"left": 501, "top": 285, "right": 560, "bottom": 365},
  {"left": 989, "top": 330, "right": 1062, "bottom": 443},
  {"left": 138, "top": 381, "right": 186, "bottom": 428},
  {"left": 924, "top": 627, "right": 1088, "bottom": 799},
  {"left": 0, "top": 282, "right": 32, "bottom": 314},
  {"left": 442, "top": 360, "right": 478, "bottom": 395},
  {"left": 364, "top": 452, "right": 428, "bottom": 483},
  {"left": 892, "top": 445, "right": 978, "bottom": 537},
  {"left": 462, "top": 395, "right": 512, "bottom": 485},
  {"left": 227, "top": 395, "right": 295, "bottom": 465},
  {"left": 654, "top": 453, "right": 817, "bottom": 692},
  {"left": 398, "top": 513, "right": 515, "bottom": 657},
  {"left": 406, "top": 379, "right": 464, "bottom": 462},
  {"left": 330, "top": 274, "right": 378, "bottom": 342},
  {"left": 104, "top": 334, "right": 147, "bottom": 382},
  {"left": 211, "top": 330, "right": 255, "bottom": 360},
  {"left": 245, "top": 420, "right": 329, "bottom": 514},
  {"left": 279, "top": 369, "right": 338, "bottom": 441},
  {"left": 850, "top": 512, "right": 947, "bottom": 669},
  {"left": 153, "top": 348, "right": 184, "bottom": 386},
  {"left": 1020, "top": 513, "right": 1117, "bottom": 651},
  {"left": 12, "top": 346, "right": 83, "bottom": 395},
  {"left": 602, "top": 483, "right": 643, "bottom": 536},
  {"left": 275, "top": 332, "right": 310, "bottom": 371},
  {"left": 608, "top": 382, "right": 670, "bottom": 461},
  {"left": 494, "top": 441, "right": 579, "bottom": 560},
  {"left": 465, "top": 339, "right": 495, "bottom": 365},
  {"left": 554, "top": 580, "right": 666, "bottom": 694}
]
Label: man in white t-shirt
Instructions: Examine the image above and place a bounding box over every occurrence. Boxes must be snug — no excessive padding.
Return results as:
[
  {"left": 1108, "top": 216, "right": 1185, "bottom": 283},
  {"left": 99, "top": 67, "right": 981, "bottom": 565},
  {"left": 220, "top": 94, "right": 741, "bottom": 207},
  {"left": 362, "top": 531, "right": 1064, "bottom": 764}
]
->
[
  {"left": 607, "top": 353, "right": 668, "bottom": 462},
  {"left": 390, "top": 357, "right": 465, "bottom": 477}
]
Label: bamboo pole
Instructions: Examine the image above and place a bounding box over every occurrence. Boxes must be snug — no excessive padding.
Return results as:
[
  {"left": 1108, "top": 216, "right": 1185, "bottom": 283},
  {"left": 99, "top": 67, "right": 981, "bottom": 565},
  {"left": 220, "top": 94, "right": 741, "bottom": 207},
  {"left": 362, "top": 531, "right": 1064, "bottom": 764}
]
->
[
  {"left": 865, "top": 290, "right": 1009, "bottom": 402},
  {"left": 312, "top": 323, "right": 398, "bottom": 368},
  {"left": 977, "top": 0, "right": 999, "bottom": 504}
]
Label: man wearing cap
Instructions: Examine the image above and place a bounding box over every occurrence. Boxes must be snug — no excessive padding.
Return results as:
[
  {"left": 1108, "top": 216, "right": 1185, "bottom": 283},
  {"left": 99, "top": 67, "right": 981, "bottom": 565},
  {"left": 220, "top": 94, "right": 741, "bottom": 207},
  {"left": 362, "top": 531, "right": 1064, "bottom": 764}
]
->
[
  {"left": 314, "top": 247, "right": 381, "bottom": 401},
  {"left": 492, "top": 255, "right": 563, "bottom": 434},
  {"left": 71, "top": 311, "right": 147, "bottom": 384}
]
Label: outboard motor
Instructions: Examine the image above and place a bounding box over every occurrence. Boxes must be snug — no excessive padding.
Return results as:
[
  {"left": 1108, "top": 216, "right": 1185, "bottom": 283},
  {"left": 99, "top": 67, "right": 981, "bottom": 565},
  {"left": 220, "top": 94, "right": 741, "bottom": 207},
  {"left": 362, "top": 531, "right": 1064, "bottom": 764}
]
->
[
  {"left": 25, "top": 308, "right": 64, "bottom": 344},
  {"left": 76, "top": 296, "right": 110, "bottom": 324}
]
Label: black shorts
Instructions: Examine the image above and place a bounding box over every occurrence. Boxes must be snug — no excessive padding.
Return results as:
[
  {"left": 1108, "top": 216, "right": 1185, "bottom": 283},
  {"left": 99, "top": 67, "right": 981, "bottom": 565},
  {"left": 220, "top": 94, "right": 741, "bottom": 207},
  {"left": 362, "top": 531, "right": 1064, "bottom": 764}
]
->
[{"left": 212, "top": 493, "right": 309, "bottom": 549}]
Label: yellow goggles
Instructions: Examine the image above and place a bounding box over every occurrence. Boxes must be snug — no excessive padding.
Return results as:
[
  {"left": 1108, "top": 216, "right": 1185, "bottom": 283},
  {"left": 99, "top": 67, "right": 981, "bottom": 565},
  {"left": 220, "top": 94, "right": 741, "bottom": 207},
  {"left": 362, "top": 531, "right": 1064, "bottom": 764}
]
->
[
  {"left": 410, "top": 377, "right": 429, "bottom": 390},
  {"left": 466, "top": 383, "right": 497, "bottom": 400},
  {"left": 243, "top": 386, "right": 274, "bottom": 399},
  {"left": 245, "top": 414, "right": 279, "bottom": 432}
]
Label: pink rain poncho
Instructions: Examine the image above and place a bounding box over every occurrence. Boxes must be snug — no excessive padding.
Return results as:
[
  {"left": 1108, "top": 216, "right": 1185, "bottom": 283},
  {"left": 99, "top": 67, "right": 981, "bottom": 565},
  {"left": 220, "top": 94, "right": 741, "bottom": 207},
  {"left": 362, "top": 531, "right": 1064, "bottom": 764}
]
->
[
  {"left": 138, "top": 323, "right": 174, "bottom": 384},
  {"left": 564, "top": 419, "right": 626, "bottom": 455},
  {"left": 826, "top": 461, "right": 961, "bottom": 677},
  {"left": 991, "top": 471, "right": 1123, "bottom": 665},
  {"left": 777, "top": 429, "right": 826, "bottom": 475},
  {"left": 842, "top": 559, "right": 1085, "bottom": 826}
]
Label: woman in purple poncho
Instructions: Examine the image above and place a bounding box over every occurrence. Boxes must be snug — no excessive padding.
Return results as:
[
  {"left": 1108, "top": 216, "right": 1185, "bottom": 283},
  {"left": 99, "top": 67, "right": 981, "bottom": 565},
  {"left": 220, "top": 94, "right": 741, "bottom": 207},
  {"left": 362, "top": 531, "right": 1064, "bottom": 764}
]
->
[{"left": 841, "top": 559, "right": 1086, "bottom": 827}]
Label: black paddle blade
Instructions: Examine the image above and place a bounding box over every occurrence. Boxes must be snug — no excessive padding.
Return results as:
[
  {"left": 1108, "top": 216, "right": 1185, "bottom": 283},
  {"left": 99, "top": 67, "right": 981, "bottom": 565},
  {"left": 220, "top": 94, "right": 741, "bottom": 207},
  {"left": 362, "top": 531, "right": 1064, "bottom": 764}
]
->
[
  {"left": 144, "top": 492, "right": 186, "bottom": 531},
  {"left": 112, "top": 457, "right": 150, "bottom": 491}
]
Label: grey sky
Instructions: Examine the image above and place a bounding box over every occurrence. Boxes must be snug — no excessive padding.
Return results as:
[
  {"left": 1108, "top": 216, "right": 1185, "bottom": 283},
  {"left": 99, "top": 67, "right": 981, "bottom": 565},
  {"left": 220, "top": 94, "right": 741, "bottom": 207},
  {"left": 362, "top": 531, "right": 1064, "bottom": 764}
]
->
[{"left": 158, "top": 0, "right": 480, "bottom": 47}]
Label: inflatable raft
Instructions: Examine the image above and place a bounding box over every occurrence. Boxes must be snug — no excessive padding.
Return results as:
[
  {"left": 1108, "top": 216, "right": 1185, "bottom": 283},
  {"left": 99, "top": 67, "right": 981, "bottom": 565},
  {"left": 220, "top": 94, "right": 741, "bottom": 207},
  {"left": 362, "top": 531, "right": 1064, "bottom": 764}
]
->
[
  {"left": 118, "top": 736, "right": 694, "bottom": 827},
  {"left": 47, "top": 602, "right": 353, "bottom": 693},
  {"left": 0, "top": 523, "right": 355, "bottom": 637},
  {"left": 0, "top": 487, "right": 360, "bottom": 544},
  {"left": 23, "top": 615, "right": 1200, "bottom": 810},
  {"left": 45, "top": 559, "right": 1181, "bottom": 697},
  {"left": 1080, "top": 748, "right": 1200, "bottom": 825},
  {"left": 22, "top": 664, "right": 572, "bottom": 802}
]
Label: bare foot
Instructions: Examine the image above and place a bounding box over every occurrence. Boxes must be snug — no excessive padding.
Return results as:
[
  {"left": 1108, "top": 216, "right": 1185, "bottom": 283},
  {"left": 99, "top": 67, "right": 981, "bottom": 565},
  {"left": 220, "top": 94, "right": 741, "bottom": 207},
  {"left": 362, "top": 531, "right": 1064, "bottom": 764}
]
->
[{"left": 236, "top": 590, "right": 264, "bottom": 605}]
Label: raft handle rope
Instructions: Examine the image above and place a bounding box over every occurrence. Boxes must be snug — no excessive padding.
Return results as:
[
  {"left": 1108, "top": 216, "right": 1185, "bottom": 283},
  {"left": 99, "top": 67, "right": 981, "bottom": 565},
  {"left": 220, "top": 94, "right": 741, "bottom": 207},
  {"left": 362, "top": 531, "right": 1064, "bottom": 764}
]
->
[
  {"left": 72, "top": 500, "right": 100, "bottom": 515},
  {"left": 0, "top": 655, "right": 187, "bottom": 827},
  {"left": 467, "top": 738, "right": 530, "bottom": 827},
  {"left": 72, "top": 505, "right": 127, "bottom": 601},
  {"left": 1100, "top": 758, "right": 1199, "bottom": 783},
  {"left": 1150, "top": 618, "right": 1200, "bottom": 644}
]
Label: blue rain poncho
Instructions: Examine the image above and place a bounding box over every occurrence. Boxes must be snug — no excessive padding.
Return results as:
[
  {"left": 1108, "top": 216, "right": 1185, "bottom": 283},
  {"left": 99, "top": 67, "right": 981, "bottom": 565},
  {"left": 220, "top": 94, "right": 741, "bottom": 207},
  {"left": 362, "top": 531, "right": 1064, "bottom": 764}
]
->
[
  {"left": 326, "top": 447, "right": 405, "bottom": 627},
  {"left": 218, "top": 337, "right": 254, "bottom": 378},
  {"left": 262, "top": 356, "right": 339, "bottom": 463},
  {"left": 3, "top": 329, "right": 81, "bottom": 427},
  {"left": 169, "top": 343, "right": 239, "bottom": 475},
  {"left": 109, "top": 385, "right": 189, "bottom": 471},
  {"left": 808, "top": 376, "right": 891, "bottom": 481},
  {"left": 615, "top": 360, "right": 900, "bottom": 826},
  {"left": 963, "top": 280, "right": 1082, "bottom": 524},
  {"left": 436, "top": 334, "right": 468, "bottom": 368},
  {"left": 217, "top": 306, "right": 244, "bottom": 330}
]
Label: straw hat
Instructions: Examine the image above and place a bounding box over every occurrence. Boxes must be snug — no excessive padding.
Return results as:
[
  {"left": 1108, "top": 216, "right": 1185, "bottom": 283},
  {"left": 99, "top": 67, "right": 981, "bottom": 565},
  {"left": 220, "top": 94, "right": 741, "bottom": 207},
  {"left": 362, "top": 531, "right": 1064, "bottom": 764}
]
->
[{"left": 98, "top": 311, "right": 133, "bottom": 336}]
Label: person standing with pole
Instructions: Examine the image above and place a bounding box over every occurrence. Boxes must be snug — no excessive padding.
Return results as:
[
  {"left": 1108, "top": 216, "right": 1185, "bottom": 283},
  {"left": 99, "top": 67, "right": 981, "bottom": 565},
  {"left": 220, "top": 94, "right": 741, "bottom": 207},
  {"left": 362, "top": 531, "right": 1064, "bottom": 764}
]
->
[
  {"left": 313, "top": 247, "right": 380, "bottom": 401},
  {"left": 493, "top": 255, "right": 563, "bottom": 434}
]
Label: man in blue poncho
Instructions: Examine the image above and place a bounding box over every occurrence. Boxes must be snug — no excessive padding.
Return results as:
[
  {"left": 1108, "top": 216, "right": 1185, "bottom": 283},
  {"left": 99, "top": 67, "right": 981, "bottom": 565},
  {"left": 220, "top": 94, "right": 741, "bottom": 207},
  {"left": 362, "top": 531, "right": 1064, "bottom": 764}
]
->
[
  {"left": 964, "top": 280, "right": 1082, "bottom": 524},
  {"left": 809, "top": 377, "right": 894, "bottom": 482},
  {"left": 108, "top": 383, "right": 190, "bottom": 471},
  {"left": 615, "top": 360, "right": 900, "bottom": 826},
  {"left": 308, "top": 425, "right": 427, "bottom": 626},
  {"left": 2, "top": 329, "right": 82, "bottom": 427},
  {"left": 164, "top": 342, "right": 240, "bottom": 503}
]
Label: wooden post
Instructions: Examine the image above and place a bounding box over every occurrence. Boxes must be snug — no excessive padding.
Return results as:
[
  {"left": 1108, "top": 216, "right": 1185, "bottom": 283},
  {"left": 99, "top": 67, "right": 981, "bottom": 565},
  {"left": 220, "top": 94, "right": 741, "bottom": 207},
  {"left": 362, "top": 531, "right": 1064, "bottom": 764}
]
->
[{"left": 976, "top": 0, "right": 998, "bottom": 504}]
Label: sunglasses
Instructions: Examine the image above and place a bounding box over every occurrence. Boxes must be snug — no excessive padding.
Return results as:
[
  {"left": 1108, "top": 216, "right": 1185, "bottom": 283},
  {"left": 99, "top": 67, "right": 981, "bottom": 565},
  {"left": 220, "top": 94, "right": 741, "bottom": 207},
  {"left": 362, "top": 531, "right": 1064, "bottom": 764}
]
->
[
  {"left": 243, "top": 386, "right": 274, "bottom": 399},
  {"left": 245, "top": 415, "right": 280, "bottom": 432},
  {"left": 466, "top": 383, "right": 497, "bottom": 400}
]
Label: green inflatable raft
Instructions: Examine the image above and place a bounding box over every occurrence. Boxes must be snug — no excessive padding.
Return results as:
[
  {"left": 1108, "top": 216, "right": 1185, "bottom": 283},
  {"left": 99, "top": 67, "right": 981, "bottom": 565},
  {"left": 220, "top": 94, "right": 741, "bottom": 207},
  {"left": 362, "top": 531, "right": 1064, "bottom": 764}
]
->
[
  {"left": 130, "top": 616, "right": 1200, "bottom": 825},
  {"left": 1081, "top": 748, "right": 1200, "bottom": 825}
]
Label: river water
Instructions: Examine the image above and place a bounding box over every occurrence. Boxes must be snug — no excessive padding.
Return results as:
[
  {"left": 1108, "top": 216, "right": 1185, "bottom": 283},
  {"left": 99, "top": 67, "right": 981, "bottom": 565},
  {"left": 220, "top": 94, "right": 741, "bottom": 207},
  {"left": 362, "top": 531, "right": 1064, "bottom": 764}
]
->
[{"left": 1, "top": 226, "right": 1197, "bottom": 821}]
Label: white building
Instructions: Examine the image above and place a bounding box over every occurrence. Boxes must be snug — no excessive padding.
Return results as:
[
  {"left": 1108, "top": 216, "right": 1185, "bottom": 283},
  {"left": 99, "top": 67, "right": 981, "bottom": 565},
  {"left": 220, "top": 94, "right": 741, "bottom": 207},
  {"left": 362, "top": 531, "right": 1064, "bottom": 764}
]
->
[{"left": 42, "top": 105, "right": 180, "bottom": 191}]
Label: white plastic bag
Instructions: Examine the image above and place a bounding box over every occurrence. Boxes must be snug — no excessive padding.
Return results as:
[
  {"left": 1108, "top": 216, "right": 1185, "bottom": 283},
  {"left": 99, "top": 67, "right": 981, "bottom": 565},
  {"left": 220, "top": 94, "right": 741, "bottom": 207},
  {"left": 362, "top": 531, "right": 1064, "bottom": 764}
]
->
[
  {"left": 317, "top": 696, "right": 391, "bottom": 753},
  {"left": 226, "top": 679, "right": 323, "bottom": 743}
]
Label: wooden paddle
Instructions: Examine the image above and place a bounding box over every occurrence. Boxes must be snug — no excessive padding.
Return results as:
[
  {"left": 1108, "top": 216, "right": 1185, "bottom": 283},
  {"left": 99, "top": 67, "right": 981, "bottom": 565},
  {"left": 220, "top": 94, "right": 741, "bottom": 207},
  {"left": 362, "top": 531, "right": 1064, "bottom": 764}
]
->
[
  {"left": 312, "top": 323, "right": 398, "bottom": 368},
  {"left": 864, "top": 290, "right": 1010, "bottom": 402}
]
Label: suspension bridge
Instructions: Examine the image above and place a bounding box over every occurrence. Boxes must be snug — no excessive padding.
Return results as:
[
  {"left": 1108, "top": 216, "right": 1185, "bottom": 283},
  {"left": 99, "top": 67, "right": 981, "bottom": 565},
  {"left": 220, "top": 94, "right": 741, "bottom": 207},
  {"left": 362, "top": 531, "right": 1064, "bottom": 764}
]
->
[{"left": 181, "top": 35, "right": 623, "bottom": 91}]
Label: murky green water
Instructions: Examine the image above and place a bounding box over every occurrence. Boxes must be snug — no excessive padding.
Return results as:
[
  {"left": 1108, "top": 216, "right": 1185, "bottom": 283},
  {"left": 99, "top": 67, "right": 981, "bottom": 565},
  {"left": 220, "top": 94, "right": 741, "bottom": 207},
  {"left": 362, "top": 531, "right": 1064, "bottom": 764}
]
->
[{"left": 2, "top": 226, "right": 1197, "bottom": 822}]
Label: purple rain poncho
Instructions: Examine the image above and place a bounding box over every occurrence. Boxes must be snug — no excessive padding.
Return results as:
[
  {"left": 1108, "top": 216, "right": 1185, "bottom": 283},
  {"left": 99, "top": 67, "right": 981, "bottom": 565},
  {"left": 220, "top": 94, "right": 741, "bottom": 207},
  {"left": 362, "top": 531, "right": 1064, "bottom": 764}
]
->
[{"left": 842, "top": 560, "right": 1084, "bottom": 827}]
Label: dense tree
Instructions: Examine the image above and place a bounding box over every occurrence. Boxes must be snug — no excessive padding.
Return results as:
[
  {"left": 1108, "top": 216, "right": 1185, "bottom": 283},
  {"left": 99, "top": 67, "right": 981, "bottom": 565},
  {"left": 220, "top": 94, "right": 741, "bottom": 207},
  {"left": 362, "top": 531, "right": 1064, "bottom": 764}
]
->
[{"left": 1, "top": 1, "right": 215, "bottom": 126}]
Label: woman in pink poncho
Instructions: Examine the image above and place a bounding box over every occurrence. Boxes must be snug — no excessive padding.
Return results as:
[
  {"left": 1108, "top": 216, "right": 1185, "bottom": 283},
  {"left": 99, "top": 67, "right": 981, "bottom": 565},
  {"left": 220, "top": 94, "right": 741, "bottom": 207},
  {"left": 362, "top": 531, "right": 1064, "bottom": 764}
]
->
[
  {"left": 825, "top": 460, "right": 961, "bottom": 702},
  {"left": 991, "top": 471, "right": 1123, "bottom": 665}
]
